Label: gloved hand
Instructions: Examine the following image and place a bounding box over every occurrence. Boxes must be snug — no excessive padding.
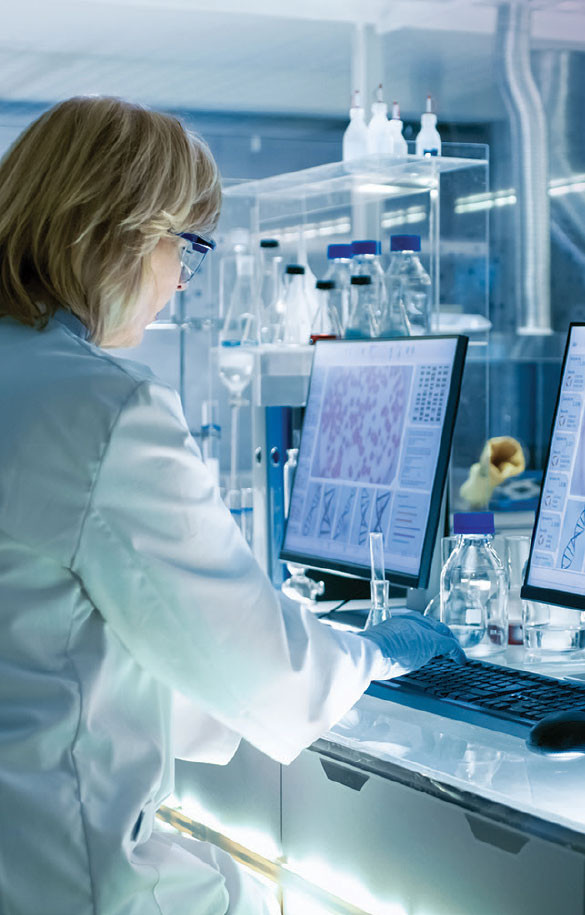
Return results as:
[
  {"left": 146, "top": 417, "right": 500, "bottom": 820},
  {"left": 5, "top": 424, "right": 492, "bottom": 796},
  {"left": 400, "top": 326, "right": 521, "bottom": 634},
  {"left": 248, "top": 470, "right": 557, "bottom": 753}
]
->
[{"left": 360, "top": 611, "right": 465, "bottom": 679}]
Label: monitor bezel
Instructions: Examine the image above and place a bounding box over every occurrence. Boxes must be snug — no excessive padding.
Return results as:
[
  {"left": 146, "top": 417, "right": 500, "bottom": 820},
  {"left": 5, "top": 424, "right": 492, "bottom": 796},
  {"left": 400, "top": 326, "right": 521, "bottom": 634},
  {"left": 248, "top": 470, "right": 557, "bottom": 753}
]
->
[
  {"left": 279, "top": 334, "right": 469, "bottom": 589},
  {"left": 521, "top": 322, "right": 585, "bottom": 611}
]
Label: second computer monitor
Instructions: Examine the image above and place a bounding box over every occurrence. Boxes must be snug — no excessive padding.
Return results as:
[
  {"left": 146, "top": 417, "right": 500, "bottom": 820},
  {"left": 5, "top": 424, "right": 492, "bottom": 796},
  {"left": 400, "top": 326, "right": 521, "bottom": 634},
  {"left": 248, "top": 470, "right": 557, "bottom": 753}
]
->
[
  {"left": 280, "top": 336, "right": 468, "bottom": 589},
  {"left": 523, "top": 323, "right": 585, "bottom": 611}
]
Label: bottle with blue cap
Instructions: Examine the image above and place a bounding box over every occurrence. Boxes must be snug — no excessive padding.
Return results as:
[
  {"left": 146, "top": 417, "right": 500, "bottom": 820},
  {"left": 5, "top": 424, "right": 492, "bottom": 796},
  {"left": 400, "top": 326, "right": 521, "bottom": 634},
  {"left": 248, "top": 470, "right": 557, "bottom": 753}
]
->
[
  {"left": 440, "top": 512, "right": 508, "bottom": 656},
  {"left": 351, "top": 240, "right": 387, "bottom": 334},
  {"left": 385, "top": 234, "right": 431, "bottom": 335},
  {"left": 324, "top": 243, "right": 352, "bottom": 332}
]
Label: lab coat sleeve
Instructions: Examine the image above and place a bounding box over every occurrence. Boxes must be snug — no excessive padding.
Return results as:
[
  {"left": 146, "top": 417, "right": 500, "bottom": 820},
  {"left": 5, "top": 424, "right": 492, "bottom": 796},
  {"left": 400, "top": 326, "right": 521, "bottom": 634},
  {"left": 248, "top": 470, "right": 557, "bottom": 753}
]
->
[
  {"left": 171, "top": 691, "right": 242, "bottom": 764},
  {"left": 72, "top": 379, "right": 386, "bottom": 765}
]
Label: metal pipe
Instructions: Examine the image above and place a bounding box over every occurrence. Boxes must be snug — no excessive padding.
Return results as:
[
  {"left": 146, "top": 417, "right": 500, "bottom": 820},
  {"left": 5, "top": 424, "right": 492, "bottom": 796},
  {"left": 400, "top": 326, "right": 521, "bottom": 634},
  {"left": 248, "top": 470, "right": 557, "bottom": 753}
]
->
[{"left": 496, "top": 2, "right": 551, "bottom": 334}]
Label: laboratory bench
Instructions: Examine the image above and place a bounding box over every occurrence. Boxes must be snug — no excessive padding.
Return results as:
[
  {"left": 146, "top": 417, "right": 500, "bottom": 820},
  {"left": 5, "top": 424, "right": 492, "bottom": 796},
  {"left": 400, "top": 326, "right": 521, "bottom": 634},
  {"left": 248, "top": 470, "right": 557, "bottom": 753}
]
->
[{"left": 162, "top": 620, "right": 585, "bottom": 915}]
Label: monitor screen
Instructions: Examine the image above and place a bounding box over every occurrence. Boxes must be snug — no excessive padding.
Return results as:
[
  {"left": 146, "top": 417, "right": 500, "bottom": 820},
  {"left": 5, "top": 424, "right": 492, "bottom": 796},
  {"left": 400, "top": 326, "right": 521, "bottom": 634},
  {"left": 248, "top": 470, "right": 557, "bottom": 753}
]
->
[
  {"left": 280, "top": 336, "right": 467, "bottom": 588},
  {"left": 523, "top": 324, "right": 585, "bottom": 610}
]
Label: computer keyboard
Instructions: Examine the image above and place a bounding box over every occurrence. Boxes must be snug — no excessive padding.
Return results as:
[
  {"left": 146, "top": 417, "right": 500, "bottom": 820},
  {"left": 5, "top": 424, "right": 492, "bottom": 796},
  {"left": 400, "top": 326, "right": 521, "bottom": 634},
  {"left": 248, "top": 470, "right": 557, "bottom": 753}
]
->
[{"left": 367, "top": 656, "right": 585, "bottom": 739}]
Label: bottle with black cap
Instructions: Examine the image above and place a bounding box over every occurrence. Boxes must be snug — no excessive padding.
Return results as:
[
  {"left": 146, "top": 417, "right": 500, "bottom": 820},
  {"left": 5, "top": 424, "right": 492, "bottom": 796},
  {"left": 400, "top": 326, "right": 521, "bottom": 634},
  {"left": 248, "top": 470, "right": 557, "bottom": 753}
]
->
[
  {"left": 281, "top": 264, "right": 313, "bottom": 345},
  {"left": 310, "top": 280, "right": 341, "bottom": 343},
  {"left": 324, "top": 243, "right": 352, "bottom": 331},
  {"left": 345, "top": 275, "right": 375, "bottom": 339},
  {"left": 259, "top": 239, "right": 283, "bottom": 340}
]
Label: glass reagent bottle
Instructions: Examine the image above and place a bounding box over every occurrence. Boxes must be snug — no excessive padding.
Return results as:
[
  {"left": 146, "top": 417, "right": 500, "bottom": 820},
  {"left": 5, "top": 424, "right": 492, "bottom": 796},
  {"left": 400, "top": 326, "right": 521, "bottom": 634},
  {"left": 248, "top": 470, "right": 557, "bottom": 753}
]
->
[
  {"left": 386, "top": 234, "right": 431, "bottom": 335},
  {"left": 311, "top": 280, "right": 341, "bottom": 343},
  {"left": 346, "top": 275, "right": 375, "bottom": 339},
  {"left": 440, "top": 512, "right": 508, "bottom": 657},
  {"left": 281, "top": 265, "right": 313, "bottom": 346},
  {"left": 324, "top": 243, "right": 352, "bottom": 332},
  {"left": 351, "top": 240, "right": 386, "bottom": 332}
]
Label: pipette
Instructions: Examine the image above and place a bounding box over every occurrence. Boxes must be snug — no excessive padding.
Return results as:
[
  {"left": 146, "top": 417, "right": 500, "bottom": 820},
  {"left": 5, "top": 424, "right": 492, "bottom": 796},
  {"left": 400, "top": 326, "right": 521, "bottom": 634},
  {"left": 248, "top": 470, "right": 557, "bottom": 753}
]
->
[{"left": 366, "top": 532, "right": 391, "bottom": 628}]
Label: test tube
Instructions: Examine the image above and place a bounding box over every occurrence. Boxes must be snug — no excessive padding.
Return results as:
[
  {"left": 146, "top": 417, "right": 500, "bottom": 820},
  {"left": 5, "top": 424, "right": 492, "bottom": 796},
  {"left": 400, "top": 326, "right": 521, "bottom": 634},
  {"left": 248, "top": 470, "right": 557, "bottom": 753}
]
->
[{"left": 366, "top": 532, "right": 390, "bottom": 628}]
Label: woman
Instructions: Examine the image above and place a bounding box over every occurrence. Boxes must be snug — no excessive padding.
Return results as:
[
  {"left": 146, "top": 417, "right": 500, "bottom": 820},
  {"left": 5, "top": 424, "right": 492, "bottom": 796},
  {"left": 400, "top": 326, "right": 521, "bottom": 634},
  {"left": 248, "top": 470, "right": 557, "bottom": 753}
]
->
[{"left": 0, "top": 96, "right": 462, "bottom": 915}]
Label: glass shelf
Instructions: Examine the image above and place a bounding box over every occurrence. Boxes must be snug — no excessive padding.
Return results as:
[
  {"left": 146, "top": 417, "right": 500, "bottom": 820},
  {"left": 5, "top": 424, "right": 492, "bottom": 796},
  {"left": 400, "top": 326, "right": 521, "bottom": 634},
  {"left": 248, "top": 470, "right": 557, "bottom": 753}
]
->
[{"left": 224, "top": 144, "right": 488, "bottom": 202}]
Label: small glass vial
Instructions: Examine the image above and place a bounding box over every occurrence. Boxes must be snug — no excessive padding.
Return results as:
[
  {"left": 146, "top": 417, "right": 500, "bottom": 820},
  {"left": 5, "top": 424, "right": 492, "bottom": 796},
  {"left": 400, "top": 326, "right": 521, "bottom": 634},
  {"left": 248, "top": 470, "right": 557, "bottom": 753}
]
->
[{"left": 440, "top": 512, "right": 508, "bottom": 657}]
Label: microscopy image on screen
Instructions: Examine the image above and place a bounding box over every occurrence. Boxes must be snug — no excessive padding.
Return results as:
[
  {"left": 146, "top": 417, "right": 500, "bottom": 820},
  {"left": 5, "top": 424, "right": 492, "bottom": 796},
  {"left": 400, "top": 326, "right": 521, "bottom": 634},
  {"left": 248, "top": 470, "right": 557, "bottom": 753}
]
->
[
  {"left": 310, "top": 364, "right": 412, "bottom": 486},
  {"left": 282, "top": 336, "right": 462, "bottom": 583}
]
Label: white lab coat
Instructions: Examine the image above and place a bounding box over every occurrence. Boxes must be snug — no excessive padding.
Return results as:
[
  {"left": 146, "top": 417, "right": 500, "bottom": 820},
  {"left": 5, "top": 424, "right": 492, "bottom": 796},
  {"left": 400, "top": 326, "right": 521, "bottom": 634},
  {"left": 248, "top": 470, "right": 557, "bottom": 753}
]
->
[{"left": 0, "top": 311, "right": 388, "bottom": 915}]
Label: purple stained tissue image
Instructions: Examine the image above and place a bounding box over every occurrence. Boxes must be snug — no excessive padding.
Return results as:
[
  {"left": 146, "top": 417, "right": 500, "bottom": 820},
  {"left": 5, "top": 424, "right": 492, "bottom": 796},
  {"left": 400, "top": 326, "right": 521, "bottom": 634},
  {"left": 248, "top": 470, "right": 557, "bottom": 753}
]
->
[{"left": 311, "top": 364, "right": 412, "bottom": 485}]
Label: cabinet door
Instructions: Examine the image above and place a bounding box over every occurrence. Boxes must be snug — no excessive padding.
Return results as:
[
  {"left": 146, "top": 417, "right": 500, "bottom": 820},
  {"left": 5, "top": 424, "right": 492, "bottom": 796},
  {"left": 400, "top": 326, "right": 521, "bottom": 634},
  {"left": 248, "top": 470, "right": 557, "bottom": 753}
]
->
[
  {"left": 281, "top": 748, "right": 585, "bottom": 915},
  {"left": 174, "top": 743, "right": 281, "bottom": 857}
]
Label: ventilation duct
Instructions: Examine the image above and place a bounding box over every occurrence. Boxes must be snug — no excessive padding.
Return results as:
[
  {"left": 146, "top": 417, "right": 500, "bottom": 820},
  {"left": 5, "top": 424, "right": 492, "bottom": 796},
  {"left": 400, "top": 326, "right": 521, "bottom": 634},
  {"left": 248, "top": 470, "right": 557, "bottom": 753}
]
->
[
  {"left": 536, "top": 50, "right": 585, "bottom": 276},
  {"left": 496, "top": 2, "right": 551, "bottom": 335}
]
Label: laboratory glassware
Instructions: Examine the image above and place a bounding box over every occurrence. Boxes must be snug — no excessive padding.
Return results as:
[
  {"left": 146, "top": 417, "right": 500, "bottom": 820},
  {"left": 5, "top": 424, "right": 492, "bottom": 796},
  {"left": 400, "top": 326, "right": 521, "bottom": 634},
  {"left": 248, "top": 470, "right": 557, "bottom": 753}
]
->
[
  {"left": 259, "top": 239, "right": 284, "bottom": 343},
  {"left": 310, "top": 280, "right": 341, "bottom": 343},
  {"left": 367, "top": 84, "right": 389, "bottom": 155},
  {"left": 281, "top": 265, "right": 314, "bottom": 346},
  {"left": 387, "top": 102, "right": 408, "bottom": 158},
  {"left": 240, "top": 487, "right": 254, "bottom": 550},
  {"left": 345, "top": 276, "right": 375, "bottom": 339},
  {"left": 218, "top": 252, "right": 259, "bottom": 492},
  {"left": 281, "top": 447, "right": 325, "bottom": 608},
  {"left": 385, "top": 235, "right": 430, "bottom": 335},
  {"left": 200, "top": 400, "right": 220, "bottom": 488},
  {"left": 351, "top": 240, "right": 387, "bottom": 330},
  {"left": 366, "top": 532, "right": 391, "bottom": 628},
  {"left": 440, "top": 512, "right": 508, "bottom": 657},
  {"left": 324, "top": 243, "right": 352, "bottom": 331},
  {"left": 415, "top": 95, "right": 442, "bottom": 157},
  {"left": 342, "top": 90, "right": 369, "bottom": 162},
  {"left": 501, "top": 533, "right": 530, "bottom": 645},
  {"left": 424, "top": 535, "right": 460, "bottom": 621},
  {"left": 523, "top": 601, "right": 585, "bottom": 657}
]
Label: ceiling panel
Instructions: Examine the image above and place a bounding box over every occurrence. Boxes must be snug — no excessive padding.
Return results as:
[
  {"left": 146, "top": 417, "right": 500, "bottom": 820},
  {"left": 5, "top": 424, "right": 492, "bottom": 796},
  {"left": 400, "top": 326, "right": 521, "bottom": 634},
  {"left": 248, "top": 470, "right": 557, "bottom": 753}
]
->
[{"left": 0, "top": 0, "right": 581, "bottom": 119}]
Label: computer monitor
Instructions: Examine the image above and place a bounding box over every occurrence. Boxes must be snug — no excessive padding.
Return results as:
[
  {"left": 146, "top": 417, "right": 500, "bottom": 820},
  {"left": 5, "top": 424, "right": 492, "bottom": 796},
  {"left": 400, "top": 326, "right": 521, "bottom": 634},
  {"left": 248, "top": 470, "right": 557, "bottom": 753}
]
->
[
  {"left": 523, "top": 323, "right": 585, "bottom": 611},
  {"left": 280, "top": 336, "right": 468, "bottom": 589}
]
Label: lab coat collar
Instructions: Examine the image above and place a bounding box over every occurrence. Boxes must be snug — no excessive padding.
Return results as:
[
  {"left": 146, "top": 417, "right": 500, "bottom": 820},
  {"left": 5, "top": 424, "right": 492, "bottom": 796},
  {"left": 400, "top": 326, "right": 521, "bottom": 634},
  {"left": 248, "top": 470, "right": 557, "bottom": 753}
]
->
[{"left": 53, "top": 308, "right": 91, "bottom": 342}]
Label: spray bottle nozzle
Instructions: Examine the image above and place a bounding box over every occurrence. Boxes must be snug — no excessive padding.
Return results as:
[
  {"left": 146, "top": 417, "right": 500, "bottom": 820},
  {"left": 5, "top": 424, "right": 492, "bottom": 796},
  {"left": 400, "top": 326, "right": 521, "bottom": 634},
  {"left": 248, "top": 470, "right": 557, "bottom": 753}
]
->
[
  {"left": 376, "top": 83, "right": 384, "bottom": 103},
  {"left": 351, "top": 89, "right": 362, "bottom": 109},
  {"left": 392, "top": 101, "right": 401, "bottom": 119},
  {"left": 426, "top": 94, "right": 433, "bottom": 113}
]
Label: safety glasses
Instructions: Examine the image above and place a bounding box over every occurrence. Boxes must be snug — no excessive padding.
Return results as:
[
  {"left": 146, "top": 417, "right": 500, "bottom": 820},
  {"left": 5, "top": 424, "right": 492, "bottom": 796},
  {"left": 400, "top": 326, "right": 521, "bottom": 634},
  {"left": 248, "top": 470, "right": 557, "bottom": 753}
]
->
[{"left": 175, "top": 232, "right": 216, "bottom": 287}]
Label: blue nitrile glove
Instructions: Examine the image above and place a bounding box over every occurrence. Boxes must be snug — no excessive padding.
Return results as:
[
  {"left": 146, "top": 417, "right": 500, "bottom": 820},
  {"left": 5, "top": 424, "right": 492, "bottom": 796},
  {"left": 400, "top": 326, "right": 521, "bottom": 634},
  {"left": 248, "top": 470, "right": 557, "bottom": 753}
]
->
[{"left": 360, "top": 611, "right": 466, "bottom": 679}]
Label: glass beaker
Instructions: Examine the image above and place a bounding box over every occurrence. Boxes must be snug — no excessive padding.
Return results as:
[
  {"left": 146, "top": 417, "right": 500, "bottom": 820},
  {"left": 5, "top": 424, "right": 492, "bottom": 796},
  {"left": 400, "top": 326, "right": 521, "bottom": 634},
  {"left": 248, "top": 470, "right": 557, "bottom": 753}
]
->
[
  {"left": 502, "top": 533, "right": 531, "bottom": 645},
  {"left": 523, "top": 600, "right": 585, "bottom": 659}
]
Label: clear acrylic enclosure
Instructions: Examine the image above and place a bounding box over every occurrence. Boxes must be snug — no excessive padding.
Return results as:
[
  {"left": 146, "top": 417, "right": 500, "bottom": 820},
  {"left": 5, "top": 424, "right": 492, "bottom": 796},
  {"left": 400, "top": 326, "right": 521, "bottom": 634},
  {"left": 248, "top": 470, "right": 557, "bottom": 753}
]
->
[{"left": 215, "top": 144, "right": 490, "bottom": 562}]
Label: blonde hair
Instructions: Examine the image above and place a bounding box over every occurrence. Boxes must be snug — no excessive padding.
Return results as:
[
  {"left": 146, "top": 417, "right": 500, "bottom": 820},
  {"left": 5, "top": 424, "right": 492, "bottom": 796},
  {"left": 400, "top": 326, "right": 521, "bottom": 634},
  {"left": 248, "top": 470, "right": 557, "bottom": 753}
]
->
[{"left": 0, "top": 96, "right": 221, "bottom": 344}]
